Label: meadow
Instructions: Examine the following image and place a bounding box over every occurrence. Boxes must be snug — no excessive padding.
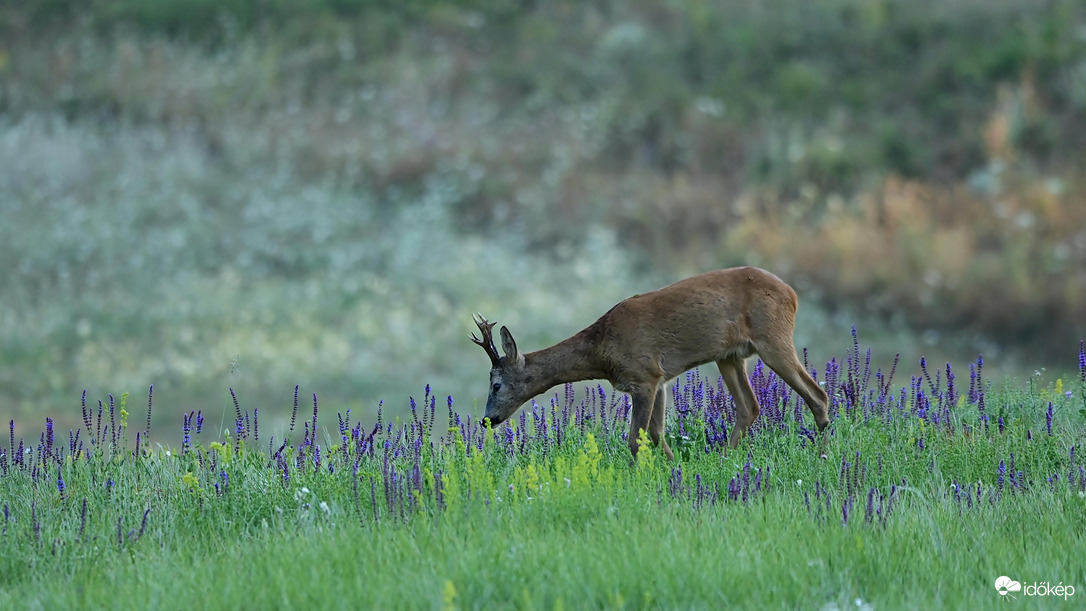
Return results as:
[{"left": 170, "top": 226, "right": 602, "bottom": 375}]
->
[{"left": 2, "top": 334, "right": 1084, "bottom": 609}]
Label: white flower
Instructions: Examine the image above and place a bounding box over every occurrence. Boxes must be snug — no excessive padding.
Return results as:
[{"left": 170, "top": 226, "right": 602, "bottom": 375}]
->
[{"left": 319, "top": 501, "right": 330, "bottom": 515}]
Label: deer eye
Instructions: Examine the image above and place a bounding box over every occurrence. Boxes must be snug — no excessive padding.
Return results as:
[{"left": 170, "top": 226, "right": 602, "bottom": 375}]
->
[{"left": 492, "top": 383, "right": 502, "bottom": 393}]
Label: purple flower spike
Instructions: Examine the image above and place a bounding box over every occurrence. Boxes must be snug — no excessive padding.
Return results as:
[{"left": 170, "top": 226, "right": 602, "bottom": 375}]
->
[
  {"left": 81, "top": 390, "right": 91, "bottom": 436},
  {"left": 230, "top": 388, "right": 244, "bottom": 438},
  {"left": 145, "top": 384, "right": 154, "bottom": 439},
  {"left": 290, "top": 385, "right": 300, "bottom": 434},
  {"left": 45, "top": 418, "right": 54, "bottom": 458},
  {"left": 137, "top": 508, "right": 150, "bottom": 541},
  {"left": 182, "top": 412, "right": 192, "bottom": 452},
  {"left": 1079, "top": 340, "right": 1085, "bottom": 383}
]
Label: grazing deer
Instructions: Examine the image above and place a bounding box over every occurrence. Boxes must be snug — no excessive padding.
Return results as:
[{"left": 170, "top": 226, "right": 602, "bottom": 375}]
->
[{"left": 471, "top": 266, "right": 830, "bottom": 460}]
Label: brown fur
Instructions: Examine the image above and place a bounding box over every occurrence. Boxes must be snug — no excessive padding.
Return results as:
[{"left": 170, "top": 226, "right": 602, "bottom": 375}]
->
[{"left": 473, "top": 266, "right": 830, "bottom": 460}]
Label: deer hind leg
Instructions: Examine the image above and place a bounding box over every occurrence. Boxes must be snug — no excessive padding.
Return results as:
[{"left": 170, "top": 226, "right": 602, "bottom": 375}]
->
[
  {"left": 756, "top": 342, "right": 831, "bottom": 433},
  {"left": 718, "top": 357, "right": 761, "bottom": 448},
  {"left": 649, "top": 385, "right": 674, "bottom": 461}
]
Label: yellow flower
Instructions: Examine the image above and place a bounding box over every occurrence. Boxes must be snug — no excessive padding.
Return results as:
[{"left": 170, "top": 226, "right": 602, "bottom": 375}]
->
[
  {"left": 181, "top": 472, "right": 199, "bottom": 490},
  {"left": 636, "top": 429, "right": 655, "bottom": 470}
]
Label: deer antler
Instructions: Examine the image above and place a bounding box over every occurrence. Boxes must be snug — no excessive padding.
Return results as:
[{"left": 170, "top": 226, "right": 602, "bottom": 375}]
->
[{"left": 471, "top": 313, "right": 501, "bottom": 368}]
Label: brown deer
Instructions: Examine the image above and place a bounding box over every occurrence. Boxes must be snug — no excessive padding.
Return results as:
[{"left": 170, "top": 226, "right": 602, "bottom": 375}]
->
[{"left": 471, "top": 266, "right": 830, "bottom": 460}]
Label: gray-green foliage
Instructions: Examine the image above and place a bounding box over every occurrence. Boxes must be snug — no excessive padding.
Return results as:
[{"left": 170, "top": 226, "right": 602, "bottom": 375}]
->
[{"left": 0, "top": 113, "right": 649, "bottom": 425}]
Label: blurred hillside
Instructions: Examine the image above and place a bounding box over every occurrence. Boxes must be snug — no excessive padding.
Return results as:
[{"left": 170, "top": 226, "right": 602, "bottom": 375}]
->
[{"left": 2, "top": 0, "right": 1085, "bottom": 434}]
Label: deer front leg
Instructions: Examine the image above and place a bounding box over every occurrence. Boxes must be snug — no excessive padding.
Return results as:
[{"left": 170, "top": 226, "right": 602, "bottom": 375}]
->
[
  {"left": 626, "top": 385, "right": 657, "bottom": 459},
  {"left": 650, "top": 386, "right": 674, "bottom": 461}
]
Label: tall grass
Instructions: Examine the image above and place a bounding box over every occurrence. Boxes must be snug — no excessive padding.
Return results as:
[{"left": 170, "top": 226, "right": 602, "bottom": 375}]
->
[{"left": 2, "top": 339, "right": 1084, "bottom": 608}]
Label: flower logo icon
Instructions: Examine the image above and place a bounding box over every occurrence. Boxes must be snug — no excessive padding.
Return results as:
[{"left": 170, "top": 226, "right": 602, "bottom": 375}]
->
[{"left": 995, "top": 576, "right": 1022, "bottom": 598}]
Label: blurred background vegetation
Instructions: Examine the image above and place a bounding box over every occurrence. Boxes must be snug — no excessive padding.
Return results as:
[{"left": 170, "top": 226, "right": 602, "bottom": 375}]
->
[{"left": 2, "top": 0, "right": 1085, "bottom": 438}]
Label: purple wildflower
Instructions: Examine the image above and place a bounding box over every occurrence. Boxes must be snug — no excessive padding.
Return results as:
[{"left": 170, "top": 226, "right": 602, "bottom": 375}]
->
[
  {"left": 81, "top": 390, "right": 91, "bottom": 436},
  {"left": 137, "top": 508, "right": 150, "bottom": 541},
  {"left": 1046, "top": 402, "right": 1054, "bottom": 436},
  {"left": 145, "top": 384, "right": 154, "bottom": 439},
  {"left": 290, "top": 385, "right": 300, "bottom": 434},
  {"left": 182, "top": 412, "right": 192, "bottom": 452},
  {"left": 668, "top": 465, "right": 683, "bottom": 498},
  {"left": 109, "top": 393, "right": 116, "bottom": 448},
  {"left": 1079, "top": 340, "right": 1085, "bottom": 383},
  {"left": 96, "top": 400, "right": 104, "bottom": 446},
  {"left": 56, "top": 466, "right": 66, "bottom": 498},
  {"left": 229, "top": 388, "right": 244, "bottom": 438},
  {"left": 312, "top": 393, "right": 319, "bottom": 444},
  {"left": 945, "top": 363, "right": 956, "bottom": 409},
  {"left": 45, "top": 417, "right": 54, "bottom": 458},
  {"left": 997, "top": 459, "right": 1006, "bottom": 493},
  {"left": 196, "top": 410, "right": 203, "bottom": 435}
]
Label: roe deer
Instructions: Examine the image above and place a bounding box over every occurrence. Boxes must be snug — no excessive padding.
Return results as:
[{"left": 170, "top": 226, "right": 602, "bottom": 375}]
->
[{"left": 471, "top": 266, "right": 830, "bottom": 460}]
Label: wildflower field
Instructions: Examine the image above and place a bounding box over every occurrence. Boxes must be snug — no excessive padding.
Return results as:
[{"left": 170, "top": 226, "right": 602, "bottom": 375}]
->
[{"left": 1, "top": 335, "right": 1084, "bottom": 609}]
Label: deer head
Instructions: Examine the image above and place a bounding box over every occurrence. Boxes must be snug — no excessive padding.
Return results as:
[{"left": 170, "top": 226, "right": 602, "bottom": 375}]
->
[{"left": 471, "top": 313, "right": 528, "bottom": 426}]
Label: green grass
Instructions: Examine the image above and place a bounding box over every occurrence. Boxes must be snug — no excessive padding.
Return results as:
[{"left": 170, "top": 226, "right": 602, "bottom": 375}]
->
[{"left": 2, "top": 351, "right": 1085, "bottom": 609}]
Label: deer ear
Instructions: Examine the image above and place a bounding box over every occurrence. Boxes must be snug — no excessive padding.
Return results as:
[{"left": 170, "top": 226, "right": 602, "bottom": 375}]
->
[{"left": 499, "top": 326, "right": 524, "bottom": 367}]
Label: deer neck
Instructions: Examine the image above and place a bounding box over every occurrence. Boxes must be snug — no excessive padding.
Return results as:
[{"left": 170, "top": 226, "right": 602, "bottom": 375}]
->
[{"left": 523, "top": 332, "right": 605, "bottom": 396}]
